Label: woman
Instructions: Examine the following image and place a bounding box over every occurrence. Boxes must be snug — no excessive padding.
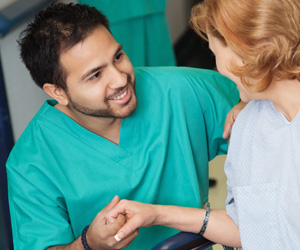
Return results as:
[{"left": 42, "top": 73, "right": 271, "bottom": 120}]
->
[{"left": 106, "top": 0, "right": 300, "bottom": 248}]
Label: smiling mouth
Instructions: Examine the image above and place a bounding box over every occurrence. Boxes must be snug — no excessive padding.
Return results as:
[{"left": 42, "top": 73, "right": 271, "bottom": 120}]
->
[
  {"left": 108, "top": 85, "right": 130, "bottom": 101},
  {"left": 111, "top": 88, "right": 128, "bottom": 100}
]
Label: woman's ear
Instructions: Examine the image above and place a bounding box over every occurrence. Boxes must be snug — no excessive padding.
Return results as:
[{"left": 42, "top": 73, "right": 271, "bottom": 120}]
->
[{"left": 43, "top": 83, "right": 69, "bottom": 106}]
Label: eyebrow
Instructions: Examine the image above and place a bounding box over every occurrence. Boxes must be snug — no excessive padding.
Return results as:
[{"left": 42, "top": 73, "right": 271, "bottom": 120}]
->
[
  {"left": 114, "top": 44, "right": 123, "bottom": 59},
  {"left": 81, "top": 44, "right": 124, "bottom": 81}
]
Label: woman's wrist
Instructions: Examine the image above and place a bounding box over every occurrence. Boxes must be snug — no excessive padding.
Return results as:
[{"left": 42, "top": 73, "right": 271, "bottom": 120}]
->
[
  {"left": 152, "top": 205, "right": 208, "bottom": 234},
  {"left": 152, "top": 204, "right": 169, "bottom": 226}
]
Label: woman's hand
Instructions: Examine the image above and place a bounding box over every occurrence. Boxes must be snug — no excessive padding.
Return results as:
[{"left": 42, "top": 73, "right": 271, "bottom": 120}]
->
[
  {"left": 105, "top": 199, "right": 157, "bottom": 241},
  {"left": 84, "top": 196, "right": 138, "bottom": 249}
]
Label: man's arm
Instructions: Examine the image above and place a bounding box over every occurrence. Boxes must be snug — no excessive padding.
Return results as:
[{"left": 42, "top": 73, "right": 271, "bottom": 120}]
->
[
  {"left": 47, "top": 237, "right": 82, "bottom": 250},
  {"left": 47, "top": 196, "right": 138, "bottom": 250},
  {"left": 47, "top": 222, "right": 138, "bottom": 250}
]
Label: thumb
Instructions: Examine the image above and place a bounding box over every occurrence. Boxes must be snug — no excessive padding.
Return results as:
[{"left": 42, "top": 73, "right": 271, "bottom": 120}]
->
[
  {"left": 114, "top": 217, "right": 140, "bottom": 241},
  {"left": 103, "top": 195, "right": 120, "bottom": 213}
]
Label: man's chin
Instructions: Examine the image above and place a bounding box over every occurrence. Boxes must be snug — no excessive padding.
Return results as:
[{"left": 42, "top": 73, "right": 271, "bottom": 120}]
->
[{"left": 113, "top": 101, "right": 137, "bottom": 118}]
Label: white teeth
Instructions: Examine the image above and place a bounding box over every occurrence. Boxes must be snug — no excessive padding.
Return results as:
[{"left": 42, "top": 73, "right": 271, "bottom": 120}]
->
[{"left": 112, "top": 89, "right": 127, "bottom": 100}]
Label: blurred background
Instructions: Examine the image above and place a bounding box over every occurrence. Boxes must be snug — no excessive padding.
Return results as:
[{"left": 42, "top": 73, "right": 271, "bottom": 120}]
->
[{"left": 0, "top": 0, "right": 219, "bottom": 249}]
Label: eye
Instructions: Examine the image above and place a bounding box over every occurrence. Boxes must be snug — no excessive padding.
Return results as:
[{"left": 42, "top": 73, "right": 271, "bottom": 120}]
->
[
  {"left": 115, "top": 52, "right": 123, "bottom": 62},
  {"left": 90, "top": 72, "right": 100, "bottom": 81}
]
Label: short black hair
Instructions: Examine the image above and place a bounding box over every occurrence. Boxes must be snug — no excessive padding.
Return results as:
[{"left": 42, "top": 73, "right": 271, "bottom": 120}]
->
[{"left": 18, "top": 2, "right": 110, "bottom": 89}]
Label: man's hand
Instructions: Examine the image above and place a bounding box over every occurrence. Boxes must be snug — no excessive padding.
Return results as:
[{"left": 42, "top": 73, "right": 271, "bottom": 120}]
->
[
  {"left": 46, "top": 196, "right": 138, "bottom": 250},
  {"left": 223, "top": 101, "right": 247, "bottom": 139},
  {"left": 86, "top": 196, "right": 139, "bottom": 250},
  {"left": 105, "top": 199, "right": 157, "bottom": 242}
]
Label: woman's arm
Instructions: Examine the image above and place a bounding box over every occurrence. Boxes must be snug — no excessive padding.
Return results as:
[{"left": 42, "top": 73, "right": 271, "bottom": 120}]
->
[{"left": 106, "top": 199, "right": 242, "bottom": 248}]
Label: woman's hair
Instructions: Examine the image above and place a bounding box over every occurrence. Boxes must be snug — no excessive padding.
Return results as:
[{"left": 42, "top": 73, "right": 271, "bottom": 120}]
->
[
  {"left": 190, "top": 0, "right": 300, "bottom": 92},
  {"left": 18, "top": 3, "right": 110, "bottom": 90}
]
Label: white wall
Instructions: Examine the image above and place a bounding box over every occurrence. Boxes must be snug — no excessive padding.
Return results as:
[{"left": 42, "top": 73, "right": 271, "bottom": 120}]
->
[
  {"left": 0, "top": 0, "right": 191, "bottom": 141},
  {"left": 0, "top": 25, "right": 49, "bottom": 141},
  {"left": 0, "top": 0, "right": 17, "bottom": 9},
  {"left": 0, "top": 0, "right": 77, "bottom": 141}
]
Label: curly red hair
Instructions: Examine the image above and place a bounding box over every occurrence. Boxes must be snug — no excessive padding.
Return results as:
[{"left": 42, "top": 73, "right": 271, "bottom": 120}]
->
[{"left": 190, "top": 0, "right": 300, "bottom": 92}]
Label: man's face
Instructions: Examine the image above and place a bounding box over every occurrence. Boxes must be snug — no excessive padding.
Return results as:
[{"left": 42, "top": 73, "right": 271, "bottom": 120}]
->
[{"left": 60, "top": 25, "right": 137, "bottom": 119}]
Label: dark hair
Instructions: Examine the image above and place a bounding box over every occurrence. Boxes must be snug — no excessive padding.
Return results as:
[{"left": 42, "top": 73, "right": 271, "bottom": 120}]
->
[{"left": 18, "top": 2, "right": 110, "bottom": 89}]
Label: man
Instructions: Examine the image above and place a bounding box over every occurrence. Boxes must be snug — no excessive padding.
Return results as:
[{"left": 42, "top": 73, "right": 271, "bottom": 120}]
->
[{"left": 6, "top": 3, "right": 239, "bottom": 250}]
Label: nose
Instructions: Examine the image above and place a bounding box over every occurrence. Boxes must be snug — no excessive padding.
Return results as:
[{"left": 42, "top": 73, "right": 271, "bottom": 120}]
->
[{"left": 108, "top": 66, "right": 127, "bottom": 89}]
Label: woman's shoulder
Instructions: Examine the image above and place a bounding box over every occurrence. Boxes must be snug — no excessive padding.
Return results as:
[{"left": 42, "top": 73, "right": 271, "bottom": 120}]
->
[
  {"left": 236, "top": 99, "right": 269, "bottom": 121},
  {"left": 230, "top": 100, "right": 268, "bottom": 138}
]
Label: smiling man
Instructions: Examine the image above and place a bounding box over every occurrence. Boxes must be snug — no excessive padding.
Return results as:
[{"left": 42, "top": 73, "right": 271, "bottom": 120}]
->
[
  {"left": 44, "top": 25, "right": 137, "bottom": 145},
  {"left": 6, "top": 3, "right": 239, "bottom": 250}
]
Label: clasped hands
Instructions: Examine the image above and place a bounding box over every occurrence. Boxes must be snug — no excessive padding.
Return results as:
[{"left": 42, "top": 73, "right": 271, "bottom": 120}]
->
[
  {"left": 86, "top": 101, "right": 246, "bottom": 249},
  {"left": 105, "top": 197, "right": 157, "bottom": 242},
  {"left": 85, "top": 195, "right": 139, "bottom": 250}
]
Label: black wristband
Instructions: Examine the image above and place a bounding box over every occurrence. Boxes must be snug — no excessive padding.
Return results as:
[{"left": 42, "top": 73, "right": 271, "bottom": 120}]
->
[
  {"left": 199, "top": 202, "right": 210, "bottom": 236},
  {"left": 81, "top": 225, "right": 93, "bottom": 250}
]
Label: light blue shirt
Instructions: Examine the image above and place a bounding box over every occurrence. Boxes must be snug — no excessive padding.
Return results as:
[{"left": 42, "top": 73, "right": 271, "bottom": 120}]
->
[{"left": 225, "top": 100, "right": 300, "bottom": 249}]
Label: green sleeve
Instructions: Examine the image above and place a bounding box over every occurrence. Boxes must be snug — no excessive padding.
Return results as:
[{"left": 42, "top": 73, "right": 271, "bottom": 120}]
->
[
  {"left": 7, "top": 138, "right": 74, "bottom": 249},
  {"left": 78, "top": 0, "right": 175, "bottom": 67},
  {"left": 189, "top": 69, "right": 240, "bottom": 160},
  {"left": 78, "top": 0, "right": 167, "bottom": 23}
]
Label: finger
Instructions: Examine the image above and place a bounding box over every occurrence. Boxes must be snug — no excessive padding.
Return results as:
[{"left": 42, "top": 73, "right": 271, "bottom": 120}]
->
[
  {"left": 111, "top": 229, "right": 139, "bottom": 250},
  {"left": 223, "top": 122, "right": 232, "bottom": 139},
  {"left": 113, "top": 213, "right": 126, "bottom": 228},
  {"left": 223, "top": 126, "right": 229, "bottom": 139},
  {"left": 114, "top": 216, "right": 141, "bottom": 241},
  {"left": 106, "top": 203, "right": 127, "bottom": 223},
  {"left": 105, "top": 213, "right": 126, "bottom": 236},
  {"left": 97, "top": 213, "right": 126, "bottom": 241},
  {"left": 102, "top": 195, "right": 120, "bottom": 214},
  {"left": 223, "top": 114, "right": 233, "bottom": 139},
  {"left": 115, "top": 229, "right": 139, "bottom": 247},
  {"left": 107, "top": 213, "right": 118, "bottom": 224}
]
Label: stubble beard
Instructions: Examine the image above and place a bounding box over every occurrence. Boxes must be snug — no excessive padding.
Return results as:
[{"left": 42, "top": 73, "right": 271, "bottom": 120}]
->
[{"left": 66, "top": 74, "right": 137, "bottom": 118}]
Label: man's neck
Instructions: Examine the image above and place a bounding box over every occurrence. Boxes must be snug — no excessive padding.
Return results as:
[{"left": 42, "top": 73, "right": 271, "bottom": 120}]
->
[{"left": 55, "top": 104, "right": 122, "bottom": 145}]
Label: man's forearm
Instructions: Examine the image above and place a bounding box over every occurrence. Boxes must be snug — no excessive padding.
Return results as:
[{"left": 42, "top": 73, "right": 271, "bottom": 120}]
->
[{"left": 47, "top": 237, "right": 83, "bottom": 250}]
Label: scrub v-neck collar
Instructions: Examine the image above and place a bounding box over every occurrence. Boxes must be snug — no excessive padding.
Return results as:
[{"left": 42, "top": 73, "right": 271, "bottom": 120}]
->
[{"left": 43, "top": 100, "right": 134, "bottom": 162}]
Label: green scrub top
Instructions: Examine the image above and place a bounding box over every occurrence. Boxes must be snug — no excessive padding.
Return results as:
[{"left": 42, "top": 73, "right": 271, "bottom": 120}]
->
[
  {"left": 7, "top": 67, "right": 239, "bottom": 249},
  {"left": 78, "top": 0, "right": 176, "bottom": 66}
]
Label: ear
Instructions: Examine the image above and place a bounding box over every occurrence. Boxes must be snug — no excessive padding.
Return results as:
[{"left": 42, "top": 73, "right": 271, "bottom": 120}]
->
[{"left": 43, "top": 83, "right": 69, "bottom": 106}]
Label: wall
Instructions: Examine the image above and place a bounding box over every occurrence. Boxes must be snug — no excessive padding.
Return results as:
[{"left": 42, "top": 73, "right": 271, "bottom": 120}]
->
[
  {"left": 0, "top": 0, "right": 17, "bottom": 9},
  {"left": 166, "top": 0, "right": 191, "bottom": 44},
  {"left": 0, "top": 26, "right": 49, "bottom": 141},
  {"left": 0, "top": 0, "right": 76, "bottom": 141}
]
